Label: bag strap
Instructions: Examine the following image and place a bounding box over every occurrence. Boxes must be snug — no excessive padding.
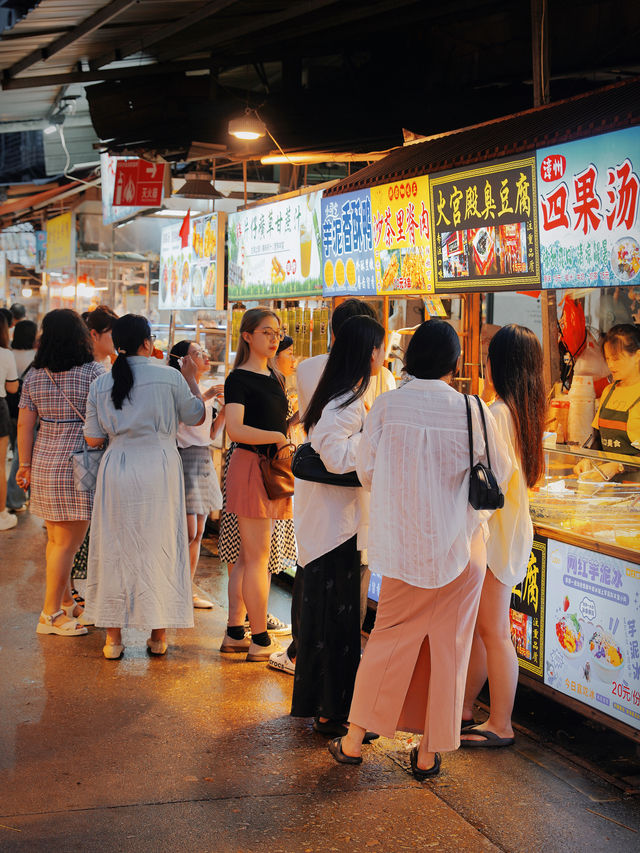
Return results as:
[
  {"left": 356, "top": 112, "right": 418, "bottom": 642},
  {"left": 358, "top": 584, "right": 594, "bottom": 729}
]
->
[
  {"left": 44, "top": 368, "right": 86, "bottom": 423},
  {"left": 473, "top": 394, "right": 492, "bottom": 469},
  {"left": 464, "top": 395, "right": 474, "bottom": 470}
]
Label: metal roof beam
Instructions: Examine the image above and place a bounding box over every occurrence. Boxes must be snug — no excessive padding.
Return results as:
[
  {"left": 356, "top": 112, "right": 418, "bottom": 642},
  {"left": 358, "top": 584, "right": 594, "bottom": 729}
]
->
[
  {"left": 89, "top": 0, "right": 239, "bottom": 71},
  {"left": 1, "top": 58, "right": 213, "bottom": 90},
  {"left": 154, "top": 0, "right": 344, "bottom": 64},
  {"left": 3, "top": 0, "right": 140, "bottom": 81}
]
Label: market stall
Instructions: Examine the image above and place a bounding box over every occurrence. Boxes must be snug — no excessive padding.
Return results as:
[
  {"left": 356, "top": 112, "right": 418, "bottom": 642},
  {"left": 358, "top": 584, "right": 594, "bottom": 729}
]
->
[{"left": 320, "top": 81, "right": 640, "bottom": 741}]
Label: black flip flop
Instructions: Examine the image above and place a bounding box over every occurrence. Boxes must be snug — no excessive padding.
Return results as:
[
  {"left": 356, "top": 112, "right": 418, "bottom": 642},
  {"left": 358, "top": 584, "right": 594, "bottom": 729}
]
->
[
  {"left": 410, "top": 747, "right": 441, "bottom": 780},
  {"left": 459, "top": 725, "right": 515, "bottom": 748},
  {"left": 328, "top": 737, "right": 362, "bottom": 765},
  {"left": 460, "top": 717, "right": 475, "bottom": 733},
  {"left": 313, "top": 718, "right": 379, "bottom": 743}
]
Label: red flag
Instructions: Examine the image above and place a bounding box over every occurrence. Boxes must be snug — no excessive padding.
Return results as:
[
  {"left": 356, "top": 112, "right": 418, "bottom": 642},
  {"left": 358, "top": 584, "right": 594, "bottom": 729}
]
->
[{"left": 179, "top": 209, "right": 191, "bottom": 248}]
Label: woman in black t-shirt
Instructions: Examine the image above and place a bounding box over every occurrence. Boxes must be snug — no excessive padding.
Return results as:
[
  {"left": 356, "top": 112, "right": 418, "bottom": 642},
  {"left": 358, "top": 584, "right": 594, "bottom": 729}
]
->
[{"left": 222, "top": 308, "right": 292, "bottom": 661}]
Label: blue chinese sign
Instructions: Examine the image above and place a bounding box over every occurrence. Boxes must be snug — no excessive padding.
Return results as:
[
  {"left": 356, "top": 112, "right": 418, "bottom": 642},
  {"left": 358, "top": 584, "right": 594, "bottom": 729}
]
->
[
  {"left": 543, "top": 538, "right": 640, "bottom": 732},
  {"left": 537, "top": 126, "right": 640, "bottom": 289},
  {"left": 321, "top": 189, "right": 376, "bottom": 296}
]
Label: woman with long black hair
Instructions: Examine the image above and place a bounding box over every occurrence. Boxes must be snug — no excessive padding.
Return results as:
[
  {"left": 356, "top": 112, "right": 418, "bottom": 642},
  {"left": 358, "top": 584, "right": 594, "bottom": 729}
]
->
[
  {"left": 83, "top": 314, "right": 205, "bottom": 659},
  {"left": 461, "top": 324, "right": 546, "bottom": 747},
  {"left": 291, "top": 314, "right": 386, "bottom": 737}
]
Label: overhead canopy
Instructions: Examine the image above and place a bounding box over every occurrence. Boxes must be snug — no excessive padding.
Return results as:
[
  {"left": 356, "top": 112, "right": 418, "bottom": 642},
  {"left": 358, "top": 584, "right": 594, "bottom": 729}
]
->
[{"left": 324, "top": 77, "right": 640, "bottom": 196}]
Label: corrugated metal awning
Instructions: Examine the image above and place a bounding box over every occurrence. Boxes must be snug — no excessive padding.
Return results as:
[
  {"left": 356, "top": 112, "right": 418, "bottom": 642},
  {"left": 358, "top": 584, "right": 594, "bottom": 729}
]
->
[{"left": 324, "top": 77, "right": 640, "bottom": 197}]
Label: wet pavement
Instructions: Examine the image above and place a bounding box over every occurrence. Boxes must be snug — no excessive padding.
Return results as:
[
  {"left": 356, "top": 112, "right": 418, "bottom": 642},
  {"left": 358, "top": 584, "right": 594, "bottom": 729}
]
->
[{"left": 1, "top": 511, "right": 640, "bottom": 852}]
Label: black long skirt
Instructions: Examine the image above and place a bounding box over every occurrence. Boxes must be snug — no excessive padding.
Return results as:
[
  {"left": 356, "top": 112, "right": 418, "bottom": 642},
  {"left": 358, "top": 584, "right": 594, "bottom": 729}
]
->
[{"left": 290, "top": 535, "right": 361, "bottom": 722}]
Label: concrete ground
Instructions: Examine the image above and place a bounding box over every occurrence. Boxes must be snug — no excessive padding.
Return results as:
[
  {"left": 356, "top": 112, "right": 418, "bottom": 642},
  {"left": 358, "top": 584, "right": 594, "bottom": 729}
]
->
[{"left": 1, "top": 511, "right": 640, "bottom": 853}]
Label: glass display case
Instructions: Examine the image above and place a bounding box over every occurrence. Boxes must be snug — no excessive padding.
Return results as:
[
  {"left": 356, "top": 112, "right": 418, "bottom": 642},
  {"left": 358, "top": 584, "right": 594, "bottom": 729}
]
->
[{"left": 530, "top": 441, "right": 640, "bottom": 558}]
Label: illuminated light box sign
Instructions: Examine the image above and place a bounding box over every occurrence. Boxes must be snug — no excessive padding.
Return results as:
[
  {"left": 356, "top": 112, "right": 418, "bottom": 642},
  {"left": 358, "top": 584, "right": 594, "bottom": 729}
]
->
[
  {"left": 430, "top": 156, "right": 541, "bottom": 292},
  {"left": 321, "top": 189, "right": 376, "bottom": 296},
  {"left": 543, "top": 538, "right": 640, "bottom": 732},
  {"left": 537, "top": 126, "right": 640, "bottom": 289},
  {"left": 159, "top": 212, "right": 226, "bottom": 310},
  {"left": 228, "top": 192, "right": 323, "bottom": 301},
  {"left": 372, "top": 175, "right": 434, "bottom": 295}
]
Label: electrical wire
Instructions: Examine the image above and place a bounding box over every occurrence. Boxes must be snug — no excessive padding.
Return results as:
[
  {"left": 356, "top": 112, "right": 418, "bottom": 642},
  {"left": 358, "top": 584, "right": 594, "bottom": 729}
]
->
[{"left": 58, "top": 125, "right": 96, "bottom": 187}]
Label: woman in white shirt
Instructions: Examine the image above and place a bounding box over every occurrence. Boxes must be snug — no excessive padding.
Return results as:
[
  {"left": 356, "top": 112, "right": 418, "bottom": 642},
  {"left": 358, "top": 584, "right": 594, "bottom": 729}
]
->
[
  {"left": 460, "top": 324, "right": 545, "bottom": 748},
  {"left": 169, "top": 340, "right": 224, "bottom": 609},
  {"left": 328, "top": 320, "right": 511, "bottom": 779},
  {"left": 291, "top": 315, "right": 386, "bottom": 737},
  {"left": 0, "top": 313, "right": 19, "bottom": 530}
]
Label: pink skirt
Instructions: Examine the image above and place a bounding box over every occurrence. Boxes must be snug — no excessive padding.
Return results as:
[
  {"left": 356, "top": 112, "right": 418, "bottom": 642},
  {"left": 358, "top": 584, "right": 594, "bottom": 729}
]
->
[{"left": 225, "top": 448, "right": 293, "bottom": 520}]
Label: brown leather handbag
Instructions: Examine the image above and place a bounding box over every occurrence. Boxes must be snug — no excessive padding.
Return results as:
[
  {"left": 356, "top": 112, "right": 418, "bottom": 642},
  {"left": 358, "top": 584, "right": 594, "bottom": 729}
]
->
[{"left": 255, "top": 443, "right": 296, "bottom": 500}]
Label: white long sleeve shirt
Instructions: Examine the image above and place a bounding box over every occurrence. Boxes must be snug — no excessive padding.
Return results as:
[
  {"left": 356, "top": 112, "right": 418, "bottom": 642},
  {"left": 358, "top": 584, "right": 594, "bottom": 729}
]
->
[
  {"left": 294, "top": 393, "right": 370, "bottom": 568},
  {"left": 356, "top": 378, "right": 512, "bottom": 589},
  {"left": 485, "top": 398, "right": 533, "bottom": 586}
]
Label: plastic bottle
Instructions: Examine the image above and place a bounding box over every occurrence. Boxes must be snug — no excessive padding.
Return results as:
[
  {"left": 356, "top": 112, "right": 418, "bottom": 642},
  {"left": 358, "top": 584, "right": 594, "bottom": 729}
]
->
[{"left": 568, "top": 375, "right": 595, "bottom": 445}]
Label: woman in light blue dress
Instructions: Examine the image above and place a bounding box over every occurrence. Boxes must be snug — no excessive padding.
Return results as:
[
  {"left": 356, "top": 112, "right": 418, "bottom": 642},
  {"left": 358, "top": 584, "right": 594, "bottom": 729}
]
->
[{"left": 83, "top": 315, "right": 205, "bottom": 659}]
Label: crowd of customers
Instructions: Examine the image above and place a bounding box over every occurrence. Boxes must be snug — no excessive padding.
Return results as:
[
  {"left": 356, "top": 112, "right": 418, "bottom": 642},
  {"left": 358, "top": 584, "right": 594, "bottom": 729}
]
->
[{"left": 4, "top": 297, "right": 546, "bottom": 780}]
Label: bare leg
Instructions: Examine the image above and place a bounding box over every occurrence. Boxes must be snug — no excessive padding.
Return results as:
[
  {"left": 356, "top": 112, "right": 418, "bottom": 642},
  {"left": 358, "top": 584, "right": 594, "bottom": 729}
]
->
[
  {"left": 41, "top": 520, "right": 90, "bottom": 628},
  {"left": 234, "top": 516, "right": 272, "bottom": 635},
  {"left": 187, "top": 514, "right": 206, "bottom": 582},
  {"left": 150, "top": 628, "right": 167, "bottom": 643},
  {"left": 106, "top": 628, "right": 122, "bottom": 645},
  {"left": 0, "top": 435, "right": 8, "bottom": 511},
  {"left": 462, "top": 630, "right": 488, "bottom": 722},
  {"left": 340, "top": 723, "right": 366, "bottom": 758},
  {"left": 461, "top": 570, "right": 517, "bottom": 741}
]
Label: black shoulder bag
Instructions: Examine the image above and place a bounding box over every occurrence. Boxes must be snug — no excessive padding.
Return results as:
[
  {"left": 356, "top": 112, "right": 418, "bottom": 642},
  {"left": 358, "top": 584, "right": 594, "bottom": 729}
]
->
[
  {"left": 465, "top": 394, "right": 504, "bottom": 511},
  {"left": 291, "top": 441, "right": 361, "bottom": 487}
]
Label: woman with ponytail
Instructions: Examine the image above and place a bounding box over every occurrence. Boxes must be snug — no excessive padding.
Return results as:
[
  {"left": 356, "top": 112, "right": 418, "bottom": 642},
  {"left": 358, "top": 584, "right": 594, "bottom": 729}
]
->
[
  {"left": 461, "top": 324, "right": 546, "bottom": 748},
  {"left": 82, "top": 314, "right": 205, "bottom": 659}
]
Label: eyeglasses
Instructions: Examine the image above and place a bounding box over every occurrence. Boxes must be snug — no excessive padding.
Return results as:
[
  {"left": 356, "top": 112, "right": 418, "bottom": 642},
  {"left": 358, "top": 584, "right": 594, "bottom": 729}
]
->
[
  {"left": 149, "top": 334, "right": 156, "bottom": 344},
  {"left": 257, "top": 328, "right": 285, "bottom": 342}
]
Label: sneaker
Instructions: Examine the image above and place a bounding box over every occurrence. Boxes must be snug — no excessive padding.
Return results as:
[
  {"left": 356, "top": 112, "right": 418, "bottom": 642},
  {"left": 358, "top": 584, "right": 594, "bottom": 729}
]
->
[
  {"left": 8, "top": 504, "right": 26, "bottom": 513},
  {"left": 219, "top": 631, "right": 251, "bottom": 653},
  {"left": 243, "top": 613, "right": 292, "bottom": 636},
  {"left": 193, "top": 594, "right": 214, "bottom": 609},
  {"left": 267, "top": 649, "right": 295, "bottom": 675},
  {"left": 0, "top": 510, "right": 18, "bottom": 531},
  {"left": 246, "top": 637, "right": 281, "bottom": 662}
]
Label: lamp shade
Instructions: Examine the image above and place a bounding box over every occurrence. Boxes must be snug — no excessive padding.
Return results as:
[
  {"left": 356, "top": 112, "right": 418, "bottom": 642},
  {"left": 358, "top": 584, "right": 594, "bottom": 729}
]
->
[
  {"left": 174, "top": 173, "right": 224, "bottom": 199},
  {"left": 228, "top": 112, "right": 266, "bottom": 140}
]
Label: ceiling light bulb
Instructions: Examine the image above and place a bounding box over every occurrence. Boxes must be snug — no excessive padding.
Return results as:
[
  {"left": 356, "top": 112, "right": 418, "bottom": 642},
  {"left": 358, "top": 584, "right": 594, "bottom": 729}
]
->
[{"left": 228, "top": 111, "right": 266, "bottom": 141}]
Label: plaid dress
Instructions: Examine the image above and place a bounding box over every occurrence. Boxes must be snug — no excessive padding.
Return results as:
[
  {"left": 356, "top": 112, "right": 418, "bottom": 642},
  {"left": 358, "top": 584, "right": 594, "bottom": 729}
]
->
[{"left": 19, "top": 362, "right": 106, "bottom": 521}]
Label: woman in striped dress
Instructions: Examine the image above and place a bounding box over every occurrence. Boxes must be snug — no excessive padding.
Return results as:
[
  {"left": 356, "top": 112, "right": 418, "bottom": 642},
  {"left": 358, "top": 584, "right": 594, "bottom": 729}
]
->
[{"left": 17, "top": 309, "right": 105, "bottom": 636}]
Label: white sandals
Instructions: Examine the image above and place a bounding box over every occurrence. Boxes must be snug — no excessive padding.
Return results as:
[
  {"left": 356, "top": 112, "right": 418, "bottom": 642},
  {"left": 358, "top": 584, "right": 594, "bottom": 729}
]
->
[
  {"left": 62, "top": 602, "right": 94, "bottom": 626},
  {"left": 36, "top": 610, "right": 88, "bottom": 636}
]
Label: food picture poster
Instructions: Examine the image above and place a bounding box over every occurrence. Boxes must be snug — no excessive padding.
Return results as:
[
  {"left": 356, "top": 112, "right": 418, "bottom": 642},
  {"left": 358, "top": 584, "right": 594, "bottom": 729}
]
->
[
  {"left": 159, "top": 213, "right": 224, "bottom": 310},
  {"left": 430, "top": 155, "right": 541, "bottom": 292},
  {"left": 371, "top": 175, "right": 434, "bottom": 294},
  {"left": 321, "top": 189, "right": 377, "bottom": 296},
  {"left": 544, "top": 539, "right": 640, "bottom": 731},
  {"left": 227, "top": 192, "right": 323, "bottom": 300},
  {"left": 537, "top": 126, "right": 640, "bottom": 290}
]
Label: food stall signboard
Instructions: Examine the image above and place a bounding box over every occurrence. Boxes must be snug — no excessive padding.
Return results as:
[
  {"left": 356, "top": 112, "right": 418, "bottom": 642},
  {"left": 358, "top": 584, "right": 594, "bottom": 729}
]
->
[
  {"left": 372, "top": 175, "right": 434, "bottom": 294},
  {"left": 159, "top": 212, "right": 226, "bottom": 310},
  {"left": 430, "top": 156, "right": 541, "bottom": 292},
  {"left": 537, "top": 126, "right": 640, "bottom": 289},
  {"left": 543, "top": 538, "right": 640, "bottom": 732},
  {"left": 45, "top": 212, "right": 75, "bottom": 272},
  {"left": 228, "top": 191, "right": 323, "bottom": 301},
  {"left": 510, "top": 534, "right": 547, "bottom": 681},
  {"left": 321, "top": 189, "right": 376, "bottom": 296}
]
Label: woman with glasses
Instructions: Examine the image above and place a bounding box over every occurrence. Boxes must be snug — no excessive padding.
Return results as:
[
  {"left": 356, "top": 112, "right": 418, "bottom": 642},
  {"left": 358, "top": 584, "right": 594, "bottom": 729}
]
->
[
  {"left": 220, "top": 308, "right": 292, "bottom": 662},
  {"left": 169, "top": 339, "right": 224, "bottom": 609},
  {"left": 82, "top": 314, "right": 205, "bottom": 659}
]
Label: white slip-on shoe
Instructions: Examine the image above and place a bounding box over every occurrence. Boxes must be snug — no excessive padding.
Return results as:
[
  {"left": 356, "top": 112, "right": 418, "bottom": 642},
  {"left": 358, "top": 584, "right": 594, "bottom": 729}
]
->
[{"left": 267, "top": 649, "right": 295, "bottom": 675}]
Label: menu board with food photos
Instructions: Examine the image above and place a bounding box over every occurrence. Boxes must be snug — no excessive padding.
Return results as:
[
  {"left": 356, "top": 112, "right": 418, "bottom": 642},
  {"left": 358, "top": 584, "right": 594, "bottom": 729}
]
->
[{"left": 159, "top": 212, "right": 226, "bottom": 310}]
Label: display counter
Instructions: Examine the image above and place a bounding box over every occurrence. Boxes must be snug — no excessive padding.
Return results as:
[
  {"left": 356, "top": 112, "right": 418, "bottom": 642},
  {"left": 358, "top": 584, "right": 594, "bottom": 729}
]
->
[{"left": 511, "top": 441, "right": 640, "bottom": 741}]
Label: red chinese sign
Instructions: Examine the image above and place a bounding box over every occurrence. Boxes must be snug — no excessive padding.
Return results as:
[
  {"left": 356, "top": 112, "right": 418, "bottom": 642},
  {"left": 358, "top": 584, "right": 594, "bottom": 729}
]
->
[{"left": 113, "top": 160, "right": 166, "bottom": 207}]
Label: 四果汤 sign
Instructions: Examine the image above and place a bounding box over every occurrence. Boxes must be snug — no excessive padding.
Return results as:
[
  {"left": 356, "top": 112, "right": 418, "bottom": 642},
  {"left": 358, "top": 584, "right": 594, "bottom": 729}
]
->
[
  {"left": 371, "top": 175, "right": 434, "bottom": 294},
  {"left": 537, "top": 126, "right": 640, "bottom": 289},
  {"left": 430, "top": 156, "right": 541, "bottom": 292}
]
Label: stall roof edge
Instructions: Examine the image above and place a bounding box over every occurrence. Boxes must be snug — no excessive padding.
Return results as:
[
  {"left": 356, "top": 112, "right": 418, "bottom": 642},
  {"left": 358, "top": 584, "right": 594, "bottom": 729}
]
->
[{"left": 323, "top": 77, "right": 640, "bottom": 196}]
